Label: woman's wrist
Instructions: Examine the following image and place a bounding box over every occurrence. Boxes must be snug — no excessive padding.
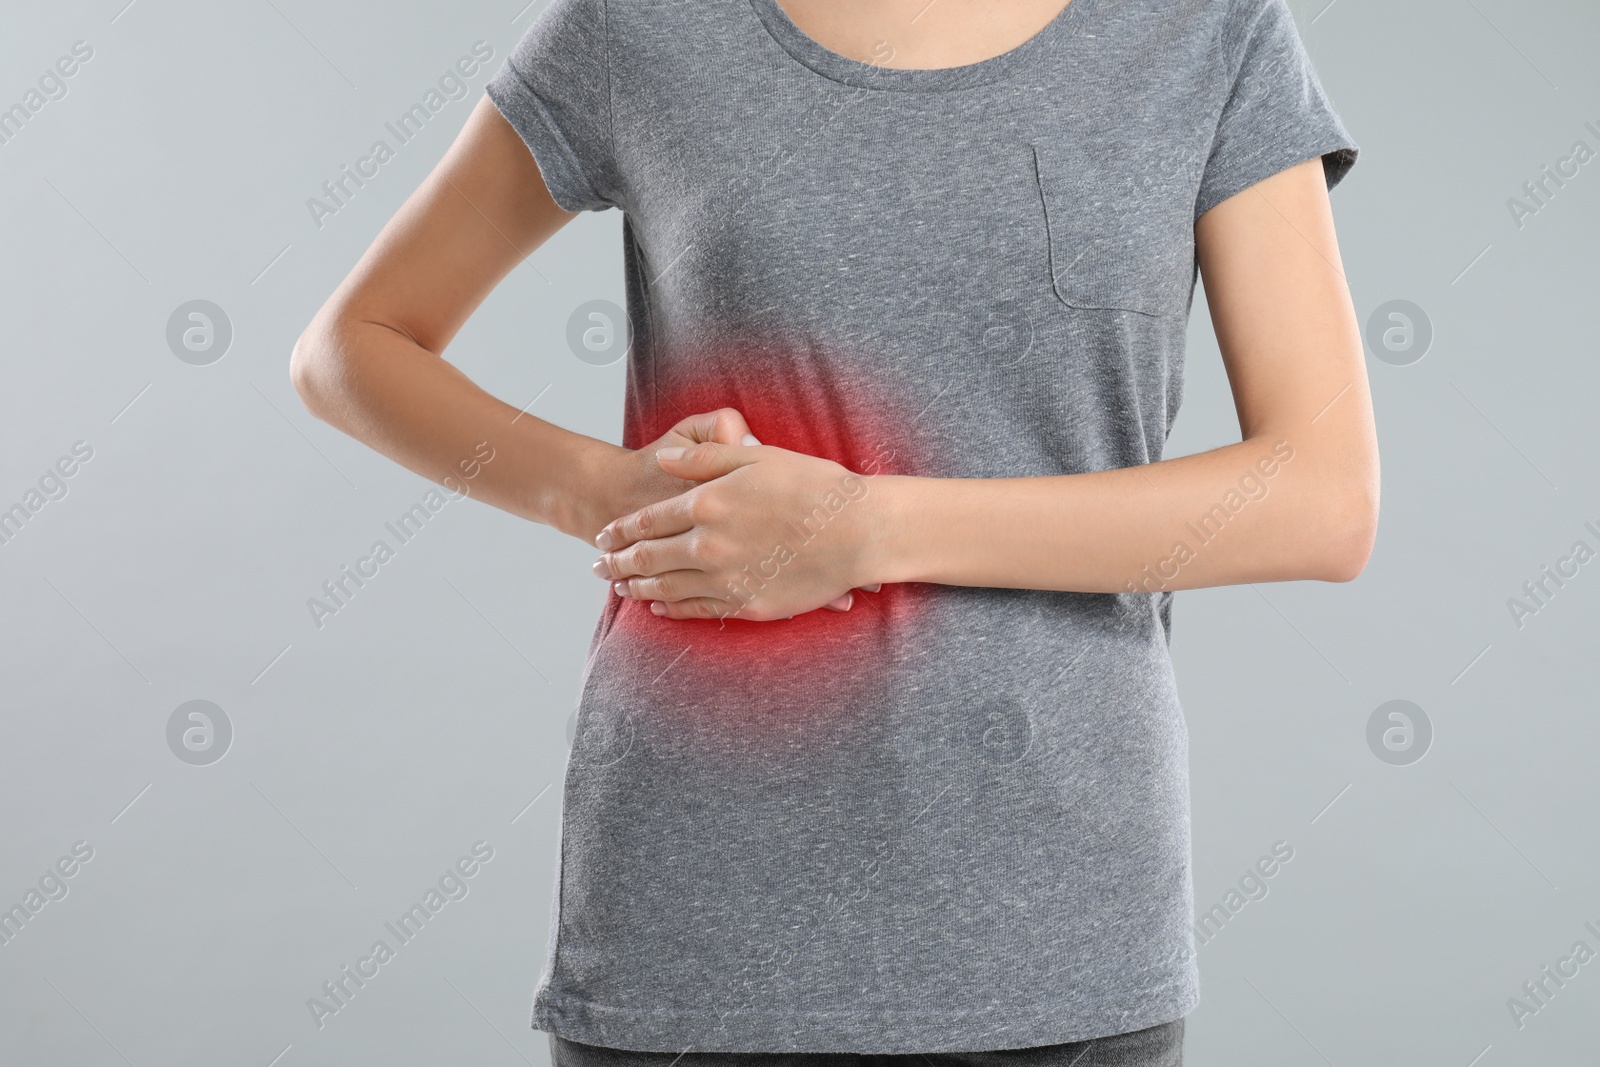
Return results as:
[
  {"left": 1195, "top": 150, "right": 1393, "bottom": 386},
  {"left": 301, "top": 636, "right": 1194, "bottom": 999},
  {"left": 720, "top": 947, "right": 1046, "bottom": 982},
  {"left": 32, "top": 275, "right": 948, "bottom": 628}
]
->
[
  {"left": 543, "top": 435, "right": 632, "bottom": 543},
  {"left": 857, "top": 473, "right": 922, "bottom": 588}
]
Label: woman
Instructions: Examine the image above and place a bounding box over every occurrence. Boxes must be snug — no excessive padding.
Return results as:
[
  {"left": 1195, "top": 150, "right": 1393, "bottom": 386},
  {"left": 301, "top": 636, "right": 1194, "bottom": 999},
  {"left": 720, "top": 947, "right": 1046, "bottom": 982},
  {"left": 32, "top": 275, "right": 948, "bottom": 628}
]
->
[{"left": 291, "top": 0, "right": 1378, "bottom": 1063}]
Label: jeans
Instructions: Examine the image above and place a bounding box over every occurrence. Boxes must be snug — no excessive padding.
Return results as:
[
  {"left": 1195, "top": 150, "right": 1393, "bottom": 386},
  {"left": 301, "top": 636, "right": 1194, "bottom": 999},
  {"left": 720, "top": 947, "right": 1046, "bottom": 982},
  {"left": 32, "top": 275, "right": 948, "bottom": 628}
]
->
[{"left": 549, "top": 1017, "right": 1184, "bottom": 1067}]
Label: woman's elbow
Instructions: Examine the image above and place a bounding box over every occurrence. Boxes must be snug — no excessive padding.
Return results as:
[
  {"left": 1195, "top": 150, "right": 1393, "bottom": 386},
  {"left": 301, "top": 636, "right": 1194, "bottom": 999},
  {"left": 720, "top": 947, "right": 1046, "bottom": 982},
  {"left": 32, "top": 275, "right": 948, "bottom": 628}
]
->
[
  {"left": 1315, "top": 480, "right": 1379, "bottom": 583},
  {"left": 289, "top": 323, "right": 343, "bottom": 419}
]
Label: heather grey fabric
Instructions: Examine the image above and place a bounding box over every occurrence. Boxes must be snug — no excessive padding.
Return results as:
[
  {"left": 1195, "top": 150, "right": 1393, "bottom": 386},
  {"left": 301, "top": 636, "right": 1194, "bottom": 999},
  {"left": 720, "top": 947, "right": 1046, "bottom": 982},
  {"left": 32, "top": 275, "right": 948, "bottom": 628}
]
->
[
  {"left": 551, "top": 1015, "right": 1183, "bottom": 1065},
  {"left": 485, "top": 0, "right": 1354, "bottom": 1054}
]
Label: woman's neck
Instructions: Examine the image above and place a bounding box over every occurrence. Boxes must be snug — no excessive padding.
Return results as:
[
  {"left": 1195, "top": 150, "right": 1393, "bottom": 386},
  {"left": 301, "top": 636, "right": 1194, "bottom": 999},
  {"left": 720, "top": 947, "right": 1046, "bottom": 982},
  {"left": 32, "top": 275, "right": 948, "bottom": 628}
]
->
[{"left": 768, "top": 0, "right": 1077, "bottom": 69}]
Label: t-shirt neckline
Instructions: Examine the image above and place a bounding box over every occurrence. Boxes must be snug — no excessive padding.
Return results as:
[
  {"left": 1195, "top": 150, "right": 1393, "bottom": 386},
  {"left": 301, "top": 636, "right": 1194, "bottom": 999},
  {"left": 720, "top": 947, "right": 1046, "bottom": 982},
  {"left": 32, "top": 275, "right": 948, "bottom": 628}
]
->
[{"left": 745, "top": 0, "right": 1101, "bottom": 91}]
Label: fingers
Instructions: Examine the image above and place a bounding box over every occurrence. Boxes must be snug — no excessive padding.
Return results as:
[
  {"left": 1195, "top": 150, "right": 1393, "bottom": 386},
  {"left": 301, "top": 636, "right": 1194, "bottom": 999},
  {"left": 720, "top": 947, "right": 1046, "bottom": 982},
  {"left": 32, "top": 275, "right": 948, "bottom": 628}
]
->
[
  {"left": 647, "top": 595, "right": 746, "bottom": 621},
  {"left": 675, "top": 407, "right": 759, "bottom": 447},
  {"left": 643, "top": 594, "right": 850, "bottom": 621},
  {"left": 594, "top": 531, "right": 697, "bottom": 580},
  {"left": 610, "top": 568, "right": 722, "bottom": 604},
  {"left": 595, "top": 492, "right": 697, "bottom": 551},
  {"left": 822, "top": 592, "right": 853, "bottom": 611},
  {"left": 654, "top": 440, "right": 758, "bottom": 484}
]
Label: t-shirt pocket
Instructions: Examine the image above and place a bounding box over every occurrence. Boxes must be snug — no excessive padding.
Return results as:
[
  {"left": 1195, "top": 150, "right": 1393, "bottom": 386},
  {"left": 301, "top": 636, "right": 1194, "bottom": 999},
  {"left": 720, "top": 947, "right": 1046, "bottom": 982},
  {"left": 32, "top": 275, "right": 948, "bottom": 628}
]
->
[{"left": 1032, "top": 141, "right": 1198, "bottom": 318}]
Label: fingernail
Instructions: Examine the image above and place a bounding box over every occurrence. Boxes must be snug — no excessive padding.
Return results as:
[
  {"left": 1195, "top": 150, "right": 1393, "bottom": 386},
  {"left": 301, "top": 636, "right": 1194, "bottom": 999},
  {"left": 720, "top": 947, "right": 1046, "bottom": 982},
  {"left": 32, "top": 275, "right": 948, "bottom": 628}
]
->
[
  {"left": 862, "top": 583, "right": 881, "bottom": 593},
  {"left": 655, "top": 446, "right": 686, "bottom": 461},
  {"left": 613, "top": 581, "right": 629, "bottom": 597},
  {"left": 650, "top": 601, "right": 667, "bottom": 616},
  {"left": 595, "top": 528, "right": 615, "bottom": 550},
  {"left": 592, "top": 558, "right": 608, "bottom": 577},
  {"left": 740, "top": 434, "right": 760, "bottom": 446}
]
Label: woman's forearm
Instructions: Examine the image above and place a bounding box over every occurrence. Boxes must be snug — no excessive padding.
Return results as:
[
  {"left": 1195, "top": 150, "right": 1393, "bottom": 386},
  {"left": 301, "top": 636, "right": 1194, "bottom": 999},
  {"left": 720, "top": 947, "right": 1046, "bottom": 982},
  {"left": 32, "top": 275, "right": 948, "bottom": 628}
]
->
[
  {"left": 866, "top": 434, "right": 1378, "bottom": 594},
  {"left": 290, "top": 316, "right": 623, "bottom": 541}
]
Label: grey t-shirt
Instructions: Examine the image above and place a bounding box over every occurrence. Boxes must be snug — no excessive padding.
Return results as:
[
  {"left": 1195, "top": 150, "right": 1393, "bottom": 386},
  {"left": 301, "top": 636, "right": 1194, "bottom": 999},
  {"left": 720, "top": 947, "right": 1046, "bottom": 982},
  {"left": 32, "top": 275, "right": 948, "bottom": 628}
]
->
[{"left": 486, "top": 0, "right": 1356, "bottom": 1054}]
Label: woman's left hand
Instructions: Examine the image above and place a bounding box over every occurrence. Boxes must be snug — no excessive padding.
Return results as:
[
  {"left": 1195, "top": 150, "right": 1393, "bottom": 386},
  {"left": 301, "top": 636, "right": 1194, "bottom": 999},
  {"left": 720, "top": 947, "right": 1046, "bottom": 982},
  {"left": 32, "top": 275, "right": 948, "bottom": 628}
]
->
[{"left": 591, "top": 440, "right": 887, "bottom": 621}]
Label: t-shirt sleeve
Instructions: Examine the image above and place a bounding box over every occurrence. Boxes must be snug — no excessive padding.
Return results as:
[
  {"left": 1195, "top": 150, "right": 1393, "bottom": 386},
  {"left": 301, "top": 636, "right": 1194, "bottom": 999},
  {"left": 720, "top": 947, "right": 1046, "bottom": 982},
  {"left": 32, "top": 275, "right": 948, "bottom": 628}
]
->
[
  {"left": 484, "top": 0, "right": 620, "bottom": 212},
  {"left": 1194, "top": 0, "right": 1358, "bottom": 220}
]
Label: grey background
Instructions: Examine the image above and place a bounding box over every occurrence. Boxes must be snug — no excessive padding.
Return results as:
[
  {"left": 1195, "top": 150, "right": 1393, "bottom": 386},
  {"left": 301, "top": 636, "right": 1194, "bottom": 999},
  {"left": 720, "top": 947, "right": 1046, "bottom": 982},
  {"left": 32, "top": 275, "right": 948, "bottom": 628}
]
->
[{"left": 1, "top": 0, "right": 1595, "bottom": 1064}]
